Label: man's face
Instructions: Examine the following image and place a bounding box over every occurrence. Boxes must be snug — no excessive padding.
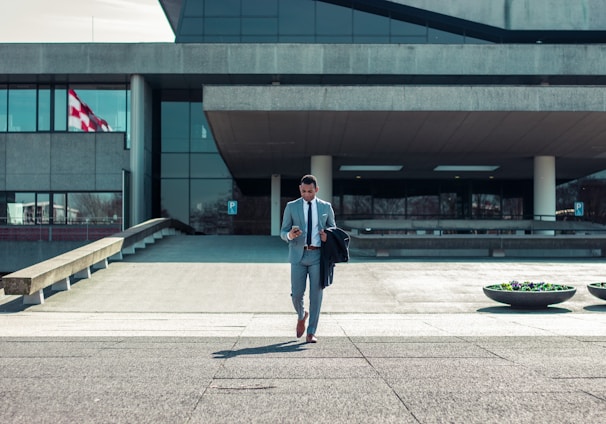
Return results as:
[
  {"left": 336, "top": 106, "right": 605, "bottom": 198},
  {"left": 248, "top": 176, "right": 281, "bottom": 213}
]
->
[{"left": 299, "top": 183, "right": 318, "bottom": 202}]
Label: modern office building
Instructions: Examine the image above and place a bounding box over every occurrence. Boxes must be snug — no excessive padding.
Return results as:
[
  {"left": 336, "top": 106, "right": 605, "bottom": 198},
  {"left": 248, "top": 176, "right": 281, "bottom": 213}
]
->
[{"left": 2, "top": 0, "right": 606, "bottom": 268}]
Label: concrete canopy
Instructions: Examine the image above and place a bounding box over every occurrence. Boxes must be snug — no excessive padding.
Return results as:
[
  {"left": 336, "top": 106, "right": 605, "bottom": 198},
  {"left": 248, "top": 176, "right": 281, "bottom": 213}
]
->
[{"left": 203, "top": 85, "right": 606, "bottom": 181}]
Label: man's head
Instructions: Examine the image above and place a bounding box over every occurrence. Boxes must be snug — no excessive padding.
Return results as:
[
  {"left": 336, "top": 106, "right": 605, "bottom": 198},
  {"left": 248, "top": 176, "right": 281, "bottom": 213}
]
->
[{"left": 299, "top": 174, "right": 319, "bottom": 202}]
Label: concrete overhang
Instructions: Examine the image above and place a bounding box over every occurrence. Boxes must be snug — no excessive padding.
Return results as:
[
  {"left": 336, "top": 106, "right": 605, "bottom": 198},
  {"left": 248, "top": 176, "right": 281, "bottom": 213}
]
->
[{"left": 204, "top": 85, "right": 606, "bottom": 181}]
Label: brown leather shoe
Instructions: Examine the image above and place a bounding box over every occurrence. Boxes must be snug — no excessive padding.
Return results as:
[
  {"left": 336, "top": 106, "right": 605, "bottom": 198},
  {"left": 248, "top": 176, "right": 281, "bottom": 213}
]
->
[
  {"left": 306, "top": 334, "right": 317, "bottom": 343},
  {"left": 296, "top": 311, "right": 308, "bottom": 338}
]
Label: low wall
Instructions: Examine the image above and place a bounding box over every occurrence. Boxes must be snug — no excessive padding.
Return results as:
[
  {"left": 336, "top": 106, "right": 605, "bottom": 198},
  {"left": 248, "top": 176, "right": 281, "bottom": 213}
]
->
[{"left": 350, "top": 234, "right": 606, "bottom": 258}]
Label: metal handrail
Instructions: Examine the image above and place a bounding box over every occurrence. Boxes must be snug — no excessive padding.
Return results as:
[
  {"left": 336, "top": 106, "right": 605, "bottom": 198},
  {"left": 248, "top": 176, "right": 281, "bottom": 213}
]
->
[
  {"left": 340, "top": 217, "right": 606, "bottom": 237},
  {"left": 0, "top": 217, "right": 123, "bottom": 242}
]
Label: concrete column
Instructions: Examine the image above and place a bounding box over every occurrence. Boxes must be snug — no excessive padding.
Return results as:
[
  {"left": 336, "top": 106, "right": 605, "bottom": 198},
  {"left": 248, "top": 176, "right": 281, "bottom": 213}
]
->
[
  {"left": 271, "top": 174, "right": 281, "bottom": 236},
  {"left": 130, "top": 74, "right": 146, "bottom": 226},
  {"left": 311, "top": 155, "right": 333, "bottom": 202},
  {"left": 534, "top": 155, "right": 556, "bottom": 234}
]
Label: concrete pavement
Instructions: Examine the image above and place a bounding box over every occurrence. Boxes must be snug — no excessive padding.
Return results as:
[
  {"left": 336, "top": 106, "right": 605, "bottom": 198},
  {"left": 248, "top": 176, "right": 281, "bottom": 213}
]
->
[{"left": 2, "top": 234, "right": 606, "bottom": 422}]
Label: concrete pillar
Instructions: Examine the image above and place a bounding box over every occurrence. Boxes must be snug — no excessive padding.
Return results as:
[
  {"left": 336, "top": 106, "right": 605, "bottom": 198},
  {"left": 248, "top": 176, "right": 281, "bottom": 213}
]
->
[
  {"left": 311, "top": 155, "right": 333, "bottom": 202},
  {"left": 534, "top": 155, "right": 556, "bottom": 234},
  {"left": 130, "top": 74, "right": 146, "bottom": 226},
  {"left": 271, "top": 174, "right": 281, "bottom": 236}
]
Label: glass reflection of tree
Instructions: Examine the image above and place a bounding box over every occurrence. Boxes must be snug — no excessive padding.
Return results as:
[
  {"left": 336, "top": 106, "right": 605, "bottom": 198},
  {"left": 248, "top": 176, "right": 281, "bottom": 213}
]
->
[
  {"left": 557, "top": 177, "right": 606, "bottom": 224},
  {"left": 70, "top": 193, "right": 121, "bottom": 224},
  {"left": 373, "top": 198, "right": 406, "bottom": 219},
  {"left": 190, "top": 195, "right": 231, "bottom": 235}
]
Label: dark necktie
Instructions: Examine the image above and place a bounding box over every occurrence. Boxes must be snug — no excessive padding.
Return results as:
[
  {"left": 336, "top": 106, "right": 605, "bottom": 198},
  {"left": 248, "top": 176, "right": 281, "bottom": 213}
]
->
[{"left": 306, "top": 201, "right": 312, "bottom": 246}]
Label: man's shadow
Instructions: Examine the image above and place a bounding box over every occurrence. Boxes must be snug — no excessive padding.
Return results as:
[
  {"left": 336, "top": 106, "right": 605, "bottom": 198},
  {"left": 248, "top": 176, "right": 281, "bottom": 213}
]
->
[{"left": 213, "top": 340, "right": 308, "bottom": 358}]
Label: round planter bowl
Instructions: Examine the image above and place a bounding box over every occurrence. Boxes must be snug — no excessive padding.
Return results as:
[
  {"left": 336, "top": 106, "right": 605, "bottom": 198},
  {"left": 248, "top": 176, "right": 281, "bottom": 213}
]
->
[
  {"left": 587, "top": 283, "right": 606, "bottom": 301},
  {"left": 483, "top": 286, "right": 576, "bottom": 309}
]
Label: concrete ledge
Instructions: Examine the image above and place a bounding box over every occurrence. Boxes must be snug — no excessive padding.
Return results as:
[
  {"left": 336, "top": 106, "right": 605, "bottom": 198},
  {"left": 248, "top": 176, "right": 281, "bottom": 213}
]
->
[
  {"left": 350, "top": 233, "right": 606, "bottom": 258},
  {"left": 1, "top": 218, "right": 194, "bottom": 304}
]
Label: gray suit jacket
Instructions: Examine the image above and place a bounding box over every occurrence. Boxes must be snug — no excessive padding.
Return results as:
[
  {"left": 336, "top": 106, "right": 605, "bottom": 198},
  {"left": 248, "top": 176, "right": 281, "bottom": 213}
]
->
[{"left": 280, "top": 197, "right": 336, "bottom": 264}]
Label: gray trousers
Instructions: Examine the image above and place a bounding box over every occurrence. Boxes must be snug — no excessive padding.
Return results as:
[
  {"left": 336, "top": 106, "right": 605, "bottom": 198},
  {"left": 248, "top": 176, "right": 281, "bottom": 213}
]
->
[{"left": 290, "top": 249, "right": 323, "bottom": 335}]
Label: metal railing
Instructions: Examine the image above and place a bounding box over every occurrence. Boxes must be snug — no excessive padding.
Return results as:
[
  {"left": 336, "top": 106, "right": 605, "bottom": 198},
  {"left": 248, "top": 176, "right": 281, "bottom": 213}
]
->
[
  {"left": 0, "top": 217, "right": 122, "bottom": 242},
  {"left": 340, "top": 217, "right": 606, "bottom": 237}
]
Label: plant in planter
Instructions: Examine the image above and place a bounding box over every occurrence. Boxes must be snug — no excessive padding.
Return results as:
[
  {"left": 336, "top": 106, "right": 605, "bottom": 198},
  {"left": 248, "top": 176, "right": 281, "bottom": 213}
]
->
[
  {"left": 483, "top": 280, "right": 576, "bottom": 308},
  {"left": 587, "top": 282, "right": 606, "bottom": 301}
]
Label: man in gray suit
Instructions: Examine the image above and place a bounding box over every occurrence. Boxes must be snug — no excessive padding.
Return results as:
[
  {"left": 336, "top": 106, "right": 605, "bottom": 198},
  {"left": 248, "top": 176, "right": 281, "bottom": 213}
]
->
[{"left": 280, "top": 174, "right": 336, "bottom": 343}]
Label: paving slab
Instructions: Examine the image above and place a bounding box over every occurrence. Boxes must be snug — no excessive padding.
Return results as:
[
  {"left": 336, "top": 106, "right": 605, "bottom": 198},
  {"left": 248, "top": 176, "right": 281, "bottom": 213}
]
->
[{"left": 1, "top": 235, "right": 606, "bottom": 423}]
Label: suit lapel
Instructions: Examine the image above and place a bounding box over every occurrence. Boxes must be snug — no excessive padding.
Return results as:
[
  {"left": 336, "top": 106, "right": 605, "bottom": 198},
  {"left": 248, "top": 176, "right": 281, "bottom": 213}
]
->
[{"left": 296, "top": 198, "right": 305, "bottom": 226}]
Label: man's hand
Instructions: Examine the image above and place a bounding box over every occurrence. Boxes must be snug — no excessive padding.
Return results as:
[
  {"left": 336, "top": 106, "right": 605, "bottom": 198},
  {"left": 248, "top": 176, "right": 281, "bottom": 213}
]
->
[
  {"left": 290, "top": 227, "right": 302, "bottom": 239},
  {"left": 320, "top": 229, "right": 327, "bottom": 242}
]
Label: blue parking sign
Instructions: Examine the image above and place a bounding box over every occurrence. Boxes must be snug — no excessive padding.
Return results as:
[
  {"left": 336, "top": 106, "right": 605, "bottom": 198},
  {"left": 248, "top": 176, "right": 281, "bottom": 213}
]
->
[
  {"left": 227, "top": 200, "right": 238, "bottom": 215},
  {"left": 574, "top": 201, "right": 584, "bottom": 217}
]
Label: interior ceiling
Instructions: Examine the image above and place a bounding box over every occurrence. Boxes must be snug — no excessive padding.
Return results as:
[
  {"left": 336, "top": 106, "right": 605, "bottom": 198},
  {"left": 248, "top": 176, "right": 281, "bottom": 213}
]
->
[{"left": 205, "top": 110, "right": 606, "bottom": 181}]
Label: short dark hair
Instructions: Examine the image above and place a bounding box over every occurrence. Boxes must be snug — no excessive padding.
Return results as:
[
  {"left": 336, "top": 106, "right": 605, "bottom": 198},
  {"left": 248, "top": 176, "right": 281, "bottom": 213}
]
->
[{"left": 300, "top": 174, "right": 317, "bottom": 187}]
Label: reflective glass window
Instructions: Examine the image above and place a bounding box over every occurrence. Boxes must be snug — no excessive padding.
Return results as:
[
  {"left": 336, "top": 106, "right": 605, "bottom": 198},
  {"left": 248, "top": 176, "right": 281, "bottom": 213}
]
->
[
  {"left": 54, "top": 88, "right": 67, "bottom": 131},
  {"left": 205, "top": 0, "right": 241, "bottom": 16},
  {"left": 503, "top": 197, "right": 524, "bottom": 220},
  {"left": 184, "top": 0, "right": 204, "bottom": 15},
  {"left": 406, "top": 195, "right": 439, "bottom": 219},
  {"left": 8, "top": 86, "right": 36, "bottom": 132},
  {"left": 0, "top": 86, "right": 6, "bottom": 132},
  {"left": 316, "top": 1, "right": 352, "bottom": 36},
  {"left": 279, "top": 0, "right": 315, "bottom": 35},
  {"left": 36, "top": 193, "right": 50, "bottom": 224},
  {"left": 204, "top": 18, "right": 240, "bottom": 36},
  {"left": 162, "top": 153, "right": 190, "bottom": 178},
  {"left": 8, "top": 193, "right": 35, "bottom": 224},
  {"left": 53, "top": 193, "right": 67, "bottom": 224},
  {"left": 191, "top": 103, "right": 218, "bottom": 152},
  {"left": 67, "top": 192, "right": 122, "bottom": 224},
  {"left": 391, "top": 19, "right": 426, "bottom": 37},
  {"left": 341, "top": 194, "right": 371, "bottom": 216},
  {"left": 181, "top": 18, "right": 204, "bottom": 35},
  {"left": 162, "top": 102, "right": 190, "bottom": 152},
  {"left": 190, "top": 178, "right": 233, "bottom": 234},
  {"left": 242, "top": 18, "right": 277, "bottom": 35},
  {"left": 176, "top": 0, "right": 488, "bottom": 45},
  {"left": 38, "top": 87, "right": 51, "bottom": 131},
  {"left": 440, "top": 193, "right": 458, "bottom": 218},
  {"left": 428, "top": 27, "right": 464, "bottom": 44},
  {"left": 472, "top": 193, "right": 501, "bottom": 218},
  {"left": 161, "top": 179, "right": 190, "bottom": 223},
  {"left": 67, "top": 87, "right": 128, "bottom": 133},
  {"left": 190, "top": 154, "right": 231, "bottom": 178},
  {"left": 354, "top": 10, "right": 389, "bottom": 36},
  {"left": 373, "top": 198, "right": 406, "bottom": 218},
  {"left": 242, "top": 0, "right": 277, "bottom": 16}
]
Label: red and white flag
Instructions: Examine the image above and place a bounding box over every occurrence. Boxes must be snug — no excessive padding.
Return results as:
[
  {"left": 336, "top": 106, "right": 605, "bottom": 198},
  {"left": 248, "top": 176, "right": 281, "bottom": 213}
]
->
[{"left": 68, "top": 89, "right": 112, "bottom": 132}]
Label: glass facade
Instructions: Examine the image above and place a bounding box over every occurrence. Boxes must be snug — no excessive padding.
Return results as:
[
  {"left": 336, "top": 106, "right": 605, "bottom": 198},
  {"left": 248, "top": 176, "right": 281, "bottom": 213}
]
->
[
  {"left": 0, "top": 84, "right": 129, "bottom": 140},
  {"left": 177, "top": 0, "right": 490, "bottom": 44},
  {"left": 160, "top": 97, "right": 234, "bottom": 234},
  {"left": 8, "top": 86, "right": 37, "bottom": 131},
  {"left": 67, "top": 87, "right": 130, "bottom": 137},
  {"left": 331, "top": 179, "right": 529, "bottom": 221},
  {"left": 1, "top": 191, "right": 121, "bottom": 225}
]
